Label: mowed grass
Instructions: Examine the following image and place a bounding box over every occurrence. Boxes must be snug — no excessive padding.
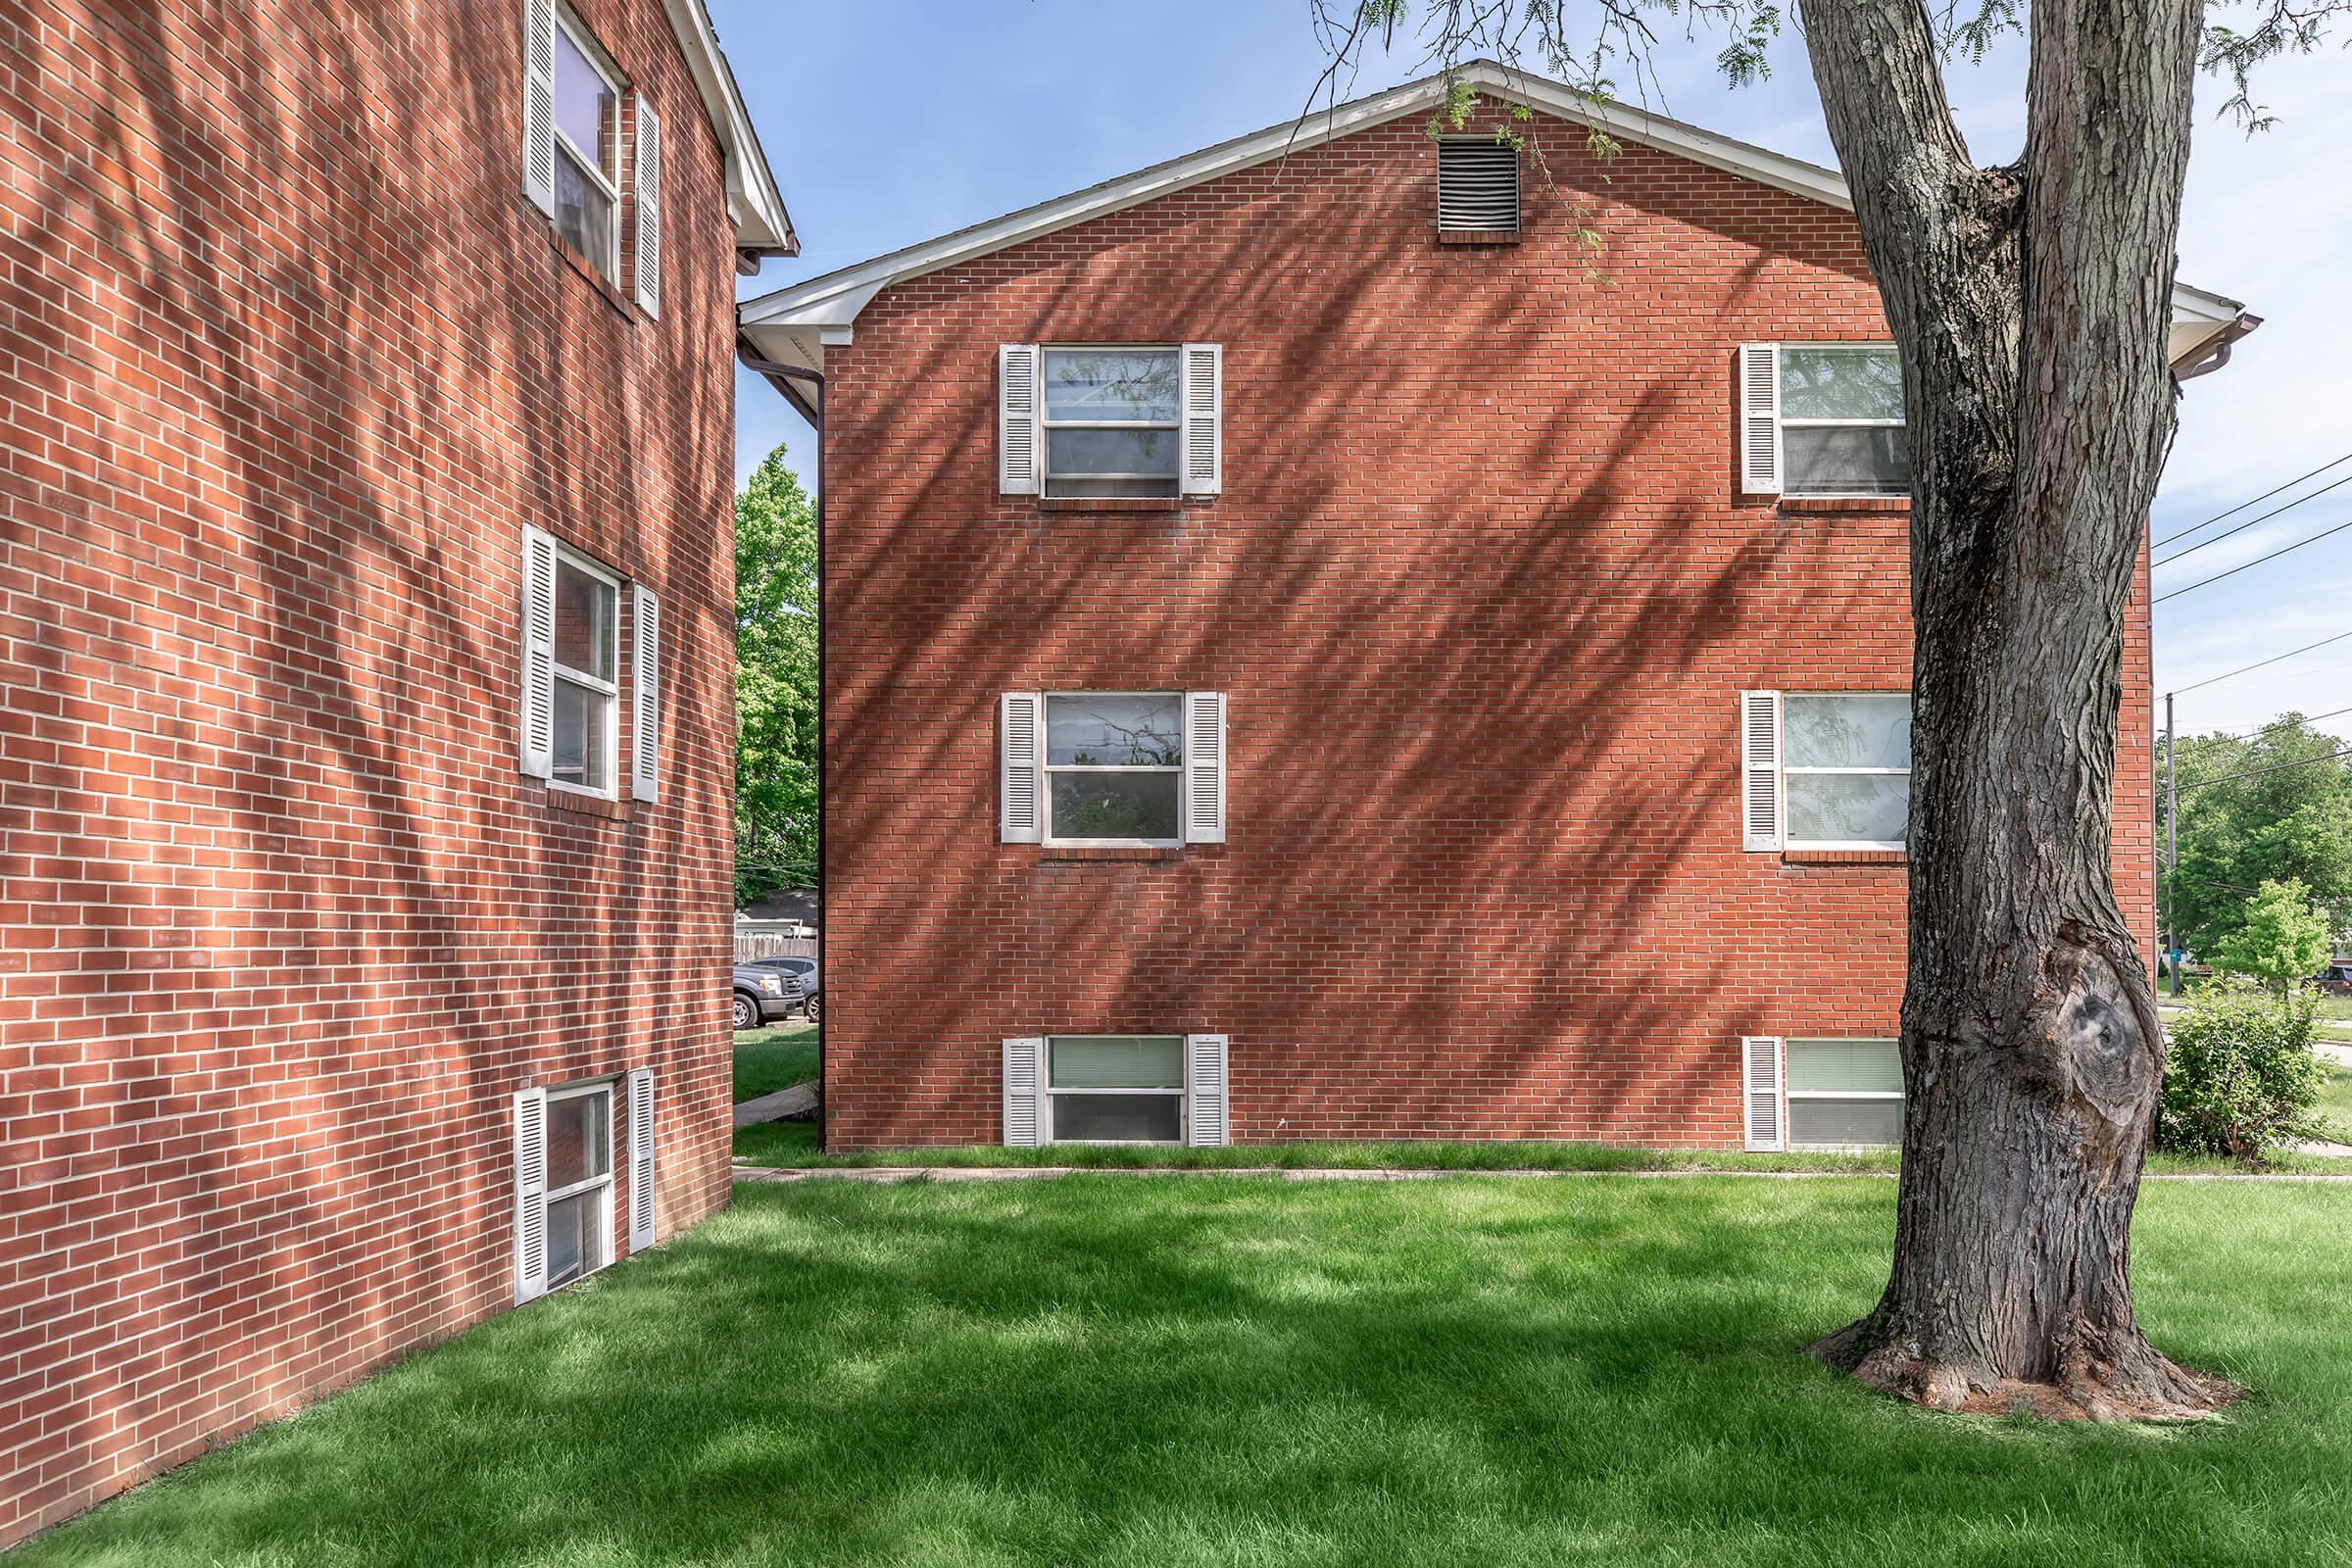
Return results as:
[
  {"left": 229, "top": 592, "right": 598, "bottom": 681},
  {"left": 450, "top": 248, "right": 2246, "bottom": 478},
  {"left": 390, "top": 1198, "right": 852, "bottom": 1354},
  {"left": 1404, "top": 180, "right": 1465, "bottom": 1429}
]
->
[
  {"left": 732, "top": 1023, "right": 818, "bottom": 1103},
  {"left": 2316, "top": 1066, "right": 2352, "bottom": 1142},
  {"left": 19, "top": 1176, "right": 2352, "bottom": 1567}
]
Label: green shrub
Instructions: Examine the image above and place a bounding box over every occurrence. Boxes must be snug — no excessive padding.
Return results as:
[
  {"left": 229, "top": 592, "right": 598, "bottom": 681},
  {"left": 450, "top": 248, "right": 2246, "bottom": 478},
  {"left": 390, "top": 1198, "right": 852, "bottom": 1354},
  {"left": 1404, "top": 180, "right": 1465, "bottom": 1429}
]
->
[{"left": 2158, "top": 977, "right": 2328, "bottom": 1161}]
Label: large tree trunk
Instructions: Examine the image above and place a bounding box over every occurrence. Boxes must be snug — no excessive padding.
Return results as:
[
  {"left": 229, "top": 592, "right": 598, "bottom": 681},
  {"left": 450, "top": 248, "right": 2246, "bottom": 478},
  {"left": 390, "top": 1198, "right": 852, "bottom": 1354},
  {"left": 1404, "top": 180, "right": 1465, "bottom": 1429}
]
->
[{"left": 1797, "top": 0, "right": 2239, "bottom": 1416}]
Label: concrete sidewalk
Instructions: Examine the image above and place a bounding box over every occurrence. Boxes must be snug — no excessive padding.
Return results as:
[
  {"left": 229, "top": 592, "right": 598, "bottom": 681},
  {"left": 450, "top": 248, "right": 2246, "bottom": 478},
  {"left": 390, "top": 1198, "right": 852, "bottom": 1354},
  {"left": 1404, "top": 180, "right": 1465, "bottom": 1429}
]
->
[{"left": 732, "top": 1083, "right": 817, "bottom": 1130}]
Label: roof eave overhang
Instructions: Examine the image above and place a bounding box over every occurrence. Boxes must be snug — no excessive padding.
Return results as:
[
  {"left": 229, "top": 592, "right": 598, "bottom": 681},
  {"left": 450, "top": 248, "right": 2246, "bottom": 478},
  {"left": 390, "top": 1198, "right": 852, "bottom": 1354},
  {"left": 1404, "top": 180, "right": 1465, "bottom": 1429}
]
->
[{"left": 663, "top": 0, "right": 796, "bottom": 256}]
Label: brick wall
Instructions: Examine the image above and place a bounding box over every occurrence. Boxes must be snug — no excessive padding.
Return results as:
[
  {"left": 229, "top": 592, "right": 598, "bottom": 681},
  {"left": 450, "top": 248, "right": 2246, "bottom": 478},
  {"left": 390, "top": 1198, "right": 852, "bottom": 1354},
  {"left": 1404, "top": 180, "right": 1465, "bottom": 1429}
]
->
[
  {"left": 819, "top": 107, "right": 2155, "bottom": 1147},
  {"left": 0, "top": 0, "right": 741, "bottom": 1543}
]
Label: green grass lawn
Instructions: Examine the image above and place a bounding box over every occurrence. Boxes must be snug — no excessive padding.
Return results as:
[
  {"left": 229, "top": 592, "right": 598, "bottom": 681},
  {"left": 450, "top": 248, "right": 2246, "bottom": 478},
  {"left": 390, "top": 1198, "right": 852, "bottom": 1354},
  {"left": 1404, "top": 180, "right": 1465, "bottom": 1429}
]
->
[
  {"left": 732, "top": 1022, "right": 819, "bottom": 1103},
  {"left": 20, "top": 1176, "right": 2352, "bottom": 1566},
  {"left": 2316, "top": 1066, "right": 2352, "bottom": 1142}
]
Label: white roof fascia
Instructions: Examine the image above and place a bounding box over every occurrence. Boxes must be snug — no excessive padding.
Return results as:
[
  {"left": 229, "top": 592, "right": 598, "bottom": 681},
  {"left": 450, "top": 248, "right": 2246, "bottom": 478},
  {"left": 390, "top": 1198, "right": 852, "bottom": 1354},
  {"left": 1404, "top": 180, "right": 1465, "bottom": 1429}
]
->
[
  {"left": 741, "top": 59, "right": 2229, "bottom": 335},
  {"left": 663, "top": 0, "right": 795, "bottom": 254}
]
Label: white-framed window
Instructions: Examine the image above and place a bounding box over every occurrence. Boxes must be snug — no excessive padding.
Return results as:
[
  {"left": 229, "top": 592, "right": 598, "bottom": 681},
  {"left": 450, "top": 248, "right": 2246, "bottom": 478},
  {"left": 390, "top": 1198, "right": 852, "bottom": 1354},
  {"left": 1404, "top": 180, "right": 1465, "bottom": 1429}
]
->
[
  {"left": 1003, "top": 1034, "right": 1228, "bottom": 1147},
  {"left": 1743, "top": 1037, "right": 1904, "bottom": 1151},
  {"left": 1042, "top": 691, "right": 1184, "bottom": 846},
  {"left": 999, "top": 344, "right": 1221, "bottom": 498},
  {"left": 551, "top": 9, "right": 622, "bottom": 280},
  {"left": 551, "top": 545, "right": 621, "bottom": 797},
  {"left": 1437, "top": 137, "right": 1520, "bottom": 232},
  {"left": 1740, "top": 691, "right": 1911, "bottom": 852},
  {"left": 513, "top": 1078, "right": 614, "bottom": 1301},
  {"left": 1739, "top": 342, "right": 1908, "bottom": 498}
]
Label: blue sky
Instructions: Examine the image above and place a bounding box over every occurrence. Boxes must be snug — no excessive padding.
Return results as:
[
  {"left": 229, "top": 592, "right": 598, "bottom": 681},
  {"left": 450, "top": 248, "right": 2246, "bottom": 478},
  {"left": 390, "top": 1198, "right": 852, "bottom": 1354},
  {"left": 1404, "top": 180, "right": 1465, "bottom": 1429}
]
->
[{"left": 714, "top": 2, "right": 2351, "bottom": 742}]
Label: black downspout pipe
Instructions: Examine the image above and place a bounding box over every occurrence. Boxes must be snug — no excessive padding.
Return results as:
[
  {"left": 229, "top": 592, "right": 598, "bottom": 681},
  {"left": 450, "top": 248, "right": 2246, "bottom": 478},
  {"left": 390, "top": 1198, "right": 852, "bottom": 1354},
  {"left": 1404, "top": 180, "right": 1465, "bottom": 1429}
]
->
[{"left": 737, "top": 339, "right": 825, "bottom": 1149}]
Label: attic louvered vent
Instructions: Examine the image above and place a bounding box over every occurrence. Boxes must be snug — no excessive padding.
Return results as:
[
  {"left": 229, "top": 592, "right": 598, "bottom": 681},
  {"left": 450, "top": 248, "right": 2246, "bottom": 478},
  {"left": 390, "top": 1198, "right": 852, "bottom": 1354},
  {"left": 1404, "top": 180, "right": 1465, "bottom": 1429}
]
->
[{"left": 1438, "top": 139, "right": 1520, "bottom": 233}]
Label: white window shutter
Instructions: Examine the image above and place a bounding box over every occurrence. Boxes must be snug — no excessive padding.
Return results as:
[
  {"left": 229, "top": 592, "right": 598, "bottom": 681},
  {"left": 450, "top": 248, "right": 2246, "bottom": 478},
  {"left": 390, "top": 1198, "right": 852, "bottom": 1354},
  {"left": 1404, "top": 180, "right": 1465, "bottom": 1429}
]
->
[
  {"left": 1742, "top": 1037, "right": 1785, "bottom": 1152},
  {"left": 1001, "top": 692, "right": 1043, "bottom": 843},
  {"left": 513, "top": 1087, "right": 549, "bottom": 1302},
  {"left": 520, "top": 0, "right": 557, "bottom": 217},
  {"left": 1740, "top": 342, "right": 1782, "bottom": 495},
  {"left": 1183, "top": 691, "right": 1226, "bottom": 844},
  {"left": 519, "top": 527, "right": 558, "bottom": 778},
  {"left": 626, "top": 1067, "right": 656, "bottom": 1252},
  {"left": 633, "top": 101, "right": 662, "bottom": 317},
  {"left": 1181, "top": 343, "right": 1222, "bottom": 495},
  {"left": 1740, "top": 690, "right": 1782, "bottom": 852},
  {"left": 999, "top": 345, "right": 1040, "bottom": 495},
  {"left": 631, "top": 584, "right": 660, "bottom": 802},
  {"left": 1186, "top": 1034, "right": 1230, "bottom": 1147},
  {"left": 1003, "top": 1037, "right": 1046, "bottom": 1147}
]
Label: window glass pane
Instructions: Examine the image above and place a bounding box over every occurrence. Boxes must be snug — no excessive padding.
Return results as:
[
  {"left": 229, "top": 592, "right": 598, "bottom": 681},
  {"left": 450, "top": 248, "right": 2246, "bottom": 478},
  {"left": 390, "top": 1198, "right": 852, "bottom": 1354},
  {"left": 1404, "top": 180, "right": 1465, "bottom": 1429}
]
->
[
  {"left": 554, "top": 152, "right": 616, "bottom": 279},
  {"left": 1779, "top": 346, "right": 1903, "bottom": 420},
  {"left": 1052, "top": 1093, "right": 1183, "bottom": 1142},
  {"left": 1789, "top": 1098, "right": 1903, "bottom": 1149},
  {"left": 555, "top": 561, "right": 615, "bottom": 679},
  {"left": 1786, "top": 773, "right": 1909, "bottom": 846},
  {"left": 553, "top": 677, "right": 610, "bottom": 790},
  {"left": 1043, "top": 349, "right": 1179, "bottom": 422},
  {"left": 546, "top": 1191, "right": 599, "bottom": 1287},
  {"left": 546, "top": 1090, "right": 611, "bottom": 1188},
  {"left": 1046, "top": 426, "right": 1180, "bottom": 479},
  {"left": 1050, "top": 772, "right": 1182, "bottom": 841},
  {"left": 1784, "top": 426, "right": 1909, "bottom": 495},
  {"left": 1786, "top": 1039, "right": 1903, "bottom": 1094},
  {"left": 1046, "top": 694, "right": 1183, "bottom": 765},
  {"left": 553, "top": 24, "right": 614, "bottom": 175},
  {"left": 1051, "top": 1036, "right": 1184, "bottom": 1090},
  {"left": 1784, "top": 694, "right": 1912, "bottom": 769}
]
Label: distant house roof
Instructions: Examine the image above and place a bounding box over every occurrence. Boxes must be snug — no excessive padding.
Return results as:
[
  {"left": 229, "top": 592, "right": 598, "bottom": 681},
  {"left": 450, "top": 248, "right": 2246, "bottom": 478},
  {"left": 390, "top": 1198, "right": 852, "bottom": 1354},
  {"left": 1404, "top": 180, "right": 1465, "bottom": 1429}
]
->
[
  {"left": 663, "top": 0, "right": 795, "bottom": 257},
  {"left": 738, "top": 888, "right": 820, "bottom": 924},
  {"left": 740, "top": 58, "right": 2238, "bottom": 370}
]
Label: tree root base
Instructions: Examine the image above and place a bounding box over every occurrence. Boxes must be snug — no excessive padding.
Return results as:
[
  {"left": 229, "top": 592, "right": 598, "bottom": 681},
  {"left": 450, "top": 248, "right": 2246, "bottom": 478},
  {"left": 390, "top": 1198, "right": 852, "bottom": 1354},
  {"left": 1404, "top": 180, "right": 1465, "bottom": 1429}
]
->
[{"left": 1808, "top": 1319, "right": 2243, "bottom": 1421}]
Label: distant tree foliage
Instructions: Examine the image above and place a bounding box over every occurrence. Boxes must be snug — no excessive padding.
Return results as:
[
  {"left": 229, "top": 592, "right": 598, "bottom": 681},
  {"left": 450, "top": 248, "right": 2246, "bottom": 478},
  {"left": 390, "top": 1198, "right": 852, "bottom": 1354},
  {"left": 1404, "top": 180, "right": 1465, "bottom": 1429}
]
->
[
  {"left": 735, "top": 447, "right": 817, "bottom": 906},
  {"left": 2211, "top": 878, "right": 2333, "bottom": 996},
  {"left": 2166, "top": 715, "right": 2352, "bottom": 956}
]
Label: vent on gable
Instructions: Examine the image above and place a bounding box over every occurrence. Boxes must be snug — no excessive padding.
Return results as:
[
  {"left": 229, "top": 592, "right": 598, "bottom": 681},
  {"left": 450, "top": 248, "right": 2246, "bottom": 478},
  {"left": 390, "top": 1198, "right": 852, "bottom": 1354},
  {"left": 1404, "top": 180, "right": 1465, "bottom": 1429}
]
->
[{"left": 1438, "top": 139, "right": 1520, "bottom": 233}]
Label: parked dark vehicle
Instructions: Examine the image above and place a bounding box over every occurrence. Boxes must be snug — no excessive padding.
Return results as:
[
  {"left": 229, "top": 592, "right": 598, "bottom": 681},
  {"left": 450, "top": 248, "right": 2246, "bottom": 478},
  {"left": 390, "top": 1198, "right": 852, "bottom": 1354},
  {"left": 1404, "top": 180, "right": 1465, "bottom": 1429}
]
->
[
  {"left": 732, "top": 963, "right": 805, "bottom": 1032},
  {"left": 2312, "top": 963, "right": 2352, "bottom": 997},
  {"left": 750, "top": 956, "right": 820, "bottom": 1021}
]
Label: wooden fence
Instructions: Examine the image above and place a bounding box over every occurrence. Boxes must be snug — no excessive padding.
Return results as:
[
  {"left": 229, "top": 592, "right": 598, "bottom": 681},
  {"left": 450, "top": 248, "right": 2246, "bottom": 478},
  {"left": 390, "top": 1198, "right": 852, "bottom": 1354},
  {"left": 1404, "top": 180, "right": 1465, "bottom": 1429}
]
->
[{"left": 735, "top": 929, "right": 818, "bottom": 962}]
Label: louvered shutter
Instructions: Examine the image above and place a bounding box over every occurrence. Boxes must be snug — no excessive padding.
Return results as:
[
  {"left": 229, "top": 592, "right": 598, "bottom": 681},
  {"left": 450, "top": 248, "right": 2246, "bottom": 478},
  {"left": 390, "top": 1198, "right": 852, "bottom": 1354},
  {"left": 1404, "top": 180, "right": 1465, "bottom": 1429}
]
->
[
  {"left": 1437, "top": 140, "right": 1520, "bottom": 230},
  {"left": 999, "top": 345, "right": 1040, "bottom": 495},
  {"left": 513, "top": 1087, "right": 549, "bottom": 1302},
  {"left": 631, "top": 584, "right": 660, "bottom": 802},
  {"left": 1001, "top": 692, "right": 1043, "bottom": 842},
  {"left": 1740, "top": 690, "right": 1782, "bottom": 852},
  {"left": 520, "top": 0, "right": 557, "bottom": 217},
  {"left": 1742, "top": 1036, "right": 1785, "bottom": 1152},
  {"left": 1740, "top": 343, "right": 1782, "bottom": 495},
  {"left": 1186, "top": 1034, "right": 1229, "bottom": 1148},
  {"left": 626, "top": 1067, "right": 656, "bottom": 1252},
  {"left": 519, "top": 527, "right": 558, "bottom": 778},
  {"left": 1181, "top": 343, "right": 1221, "bottom": 495},
  {"left": 1003, "top": 1037, "right": 1046, "bottom": 1147},
  {"left": 1183, "top": 691, "right": 1226, "bottom": 844},
  {"left": 633, "top": 101, "right": 662, "bottom": 316}
]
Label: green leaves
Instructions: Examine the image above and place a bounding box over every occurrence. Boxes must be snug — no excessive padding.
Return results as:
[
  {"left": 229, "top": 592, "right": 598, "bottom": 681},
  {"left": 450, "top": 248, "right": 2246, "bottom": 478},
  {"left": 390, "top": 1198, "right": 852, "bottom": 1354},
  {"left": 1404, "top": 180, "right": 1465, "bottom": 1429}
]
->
[
  {"left": 2212, "top": 877, "right": 2334, "bottom": 996},
  {"left": 735, "top": 446, "right": 817, "bottom": 905}
]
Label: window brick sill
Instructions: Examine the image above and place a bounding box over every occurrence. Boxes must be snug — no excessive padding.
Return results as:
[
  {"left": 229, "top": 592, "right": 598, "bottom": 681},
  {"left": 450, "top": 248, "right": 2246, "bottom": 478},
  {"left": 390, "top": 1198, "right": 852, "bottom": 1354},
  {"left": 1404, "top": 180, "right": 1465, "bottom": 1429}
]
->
[
  {"left": 1781, "top": 848, "right": 1907, "bottom": 866},
  {"left": 548, "top": 787, "right": 630, "bottom": 822},
  {"left": 544, "top": 218, "right": 639, "bottom": 323},
  {"left": 1437, "top": 228, "right": 1522, "bottom": 245},
  {"left": 1778, "top": 497, "right": 1909, "bottom": 514},
  {"left": 1035, "top": 496, "right": 1194, "bottom": 514},
  {"left": 1039, "top": 846, "right": 1186, "bottom": 862}
]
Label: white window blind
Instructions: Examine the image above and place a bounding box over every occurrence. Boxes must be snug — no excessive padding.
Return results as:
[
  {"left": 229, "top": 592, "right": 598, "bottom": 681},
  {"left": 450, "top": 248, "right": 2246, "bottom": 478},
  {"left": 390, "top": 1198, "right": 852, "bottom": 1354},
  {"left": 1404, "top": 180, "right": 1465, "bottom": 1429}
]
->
[
  {"left": 1186, "top": 1034, "right": 1229, "bottom": 1147},
  {"left": 513, "top": 1087, "right": 550, "bottom": 1302},
  {"left": 631, "top": 584, "right": 660, "bottom": 802},
  {"left": 1003, "top": 1037, "right": 1046, "bottom": 1147},
  {"left": 1183, "top": 691, "right": 1226, "bottom": 844},
  {"left": 519, "top": 527, "right": 558, "bottom": 779},
  {"left": 633, "top": 100, "right": 662, "bottom": 317},
  {"left": 626, "top": 1067, "right": 656, "bottom": 1251},
  {"left": 521, "top": 0, "right": 557, "bottom": 217},
  {"left": 1740, "top": 691, "right": 1781, "bottom": 852},
  {"left": 1739, "top": 343, "right": 1781, "bottom": 495},
  {"left": 1741, "top": 1037, "right": 1783, "bottom": 1152},
  {"left": 1001, "top": 692, "right": 1043, "bottom": 842},
  {"left": 999, "top": 345, "right": 1041, "bottom": 495},
  {"left": 1181, "top": 343, "right": 1222, "bottom": 495}
]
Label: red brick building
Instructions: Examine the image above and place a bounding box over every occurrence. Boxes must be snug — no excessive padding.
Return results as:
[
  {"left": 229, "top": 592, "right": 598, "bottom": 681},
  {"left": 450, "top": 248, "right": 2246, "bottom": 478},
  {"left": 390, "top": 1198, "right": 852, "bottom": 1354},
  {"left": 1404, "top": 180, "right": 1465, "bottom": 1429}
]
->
[
  {"left": 0, "top": 0, "right": 789, "bottom": 1544},
  {"left": 741, "top": 64, "right": 2248, "bottom": 1154}
]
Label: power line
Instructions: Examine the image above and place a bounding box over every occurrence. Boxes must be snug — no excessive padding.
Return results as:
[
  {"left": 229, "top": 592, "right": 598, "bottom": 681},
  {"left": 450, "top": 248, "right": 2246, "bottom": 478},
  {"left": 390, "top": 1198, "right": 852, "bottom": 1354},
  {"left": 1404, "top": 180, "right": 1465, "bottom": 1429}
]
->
[
  {"left": 2152, "top": 450, "right": 2352, "bottom": 550},
  {"left": 2195, "top": 703, "right": 2352, "bottom": 746},
  {"left": 2171, "top": 627, "right": 2352, "bottom": 694},
  {"left": 2154, "top": 514, "right": 2352, "bottom": 604},
  {"left": 2150, "top": 470, "right": 2352, "bottom": 567},
  {"left": 2176, "top": 744, "right": 2352, "bottom": 794}
]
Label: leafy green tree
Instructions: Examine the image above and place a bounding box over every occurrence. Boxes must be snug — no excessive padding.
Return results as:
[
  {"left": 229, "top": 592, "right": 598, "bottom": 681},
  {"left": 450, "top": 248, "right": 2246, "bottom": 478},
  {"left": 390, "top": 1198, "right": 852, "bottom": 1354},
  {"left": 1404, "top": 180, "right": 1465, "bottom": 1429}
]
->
[
  {"left": 734, "top": 447, "right": 816, "bottom": 906},
  {"left": 2167, "top": 715, "right": 2352, "bottom": 957},
  {"left": 2212, "top": 878, "right": 2332, "bottom": 997}
]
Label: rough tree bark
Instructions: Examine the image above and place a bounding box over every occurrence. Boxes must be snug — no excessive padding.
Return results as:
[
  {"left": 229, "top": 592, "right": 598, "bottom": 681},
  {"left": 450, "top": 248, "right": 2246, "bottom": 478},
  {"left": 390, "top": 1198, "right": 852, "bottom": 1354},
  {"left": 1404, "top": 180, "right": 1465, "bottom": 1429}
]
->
[{"left": 1798, "top": 0, "right": 2238, "bottom": 1416}]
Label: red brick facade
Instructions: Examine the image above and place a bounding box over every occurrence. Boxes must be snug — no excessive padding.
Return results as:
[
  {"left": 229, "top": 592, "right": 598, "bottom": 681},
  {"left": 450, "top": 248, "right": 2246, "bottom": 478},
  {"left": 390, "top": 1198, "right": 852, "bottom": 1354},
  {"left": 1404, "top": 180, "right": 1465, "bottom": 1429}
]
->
[
  {"left": 0, "top": 0, "right": 760, "bottom": 1544},
  {"left": 818, "top": 106, "right": 2155, "bottom": 1148}
]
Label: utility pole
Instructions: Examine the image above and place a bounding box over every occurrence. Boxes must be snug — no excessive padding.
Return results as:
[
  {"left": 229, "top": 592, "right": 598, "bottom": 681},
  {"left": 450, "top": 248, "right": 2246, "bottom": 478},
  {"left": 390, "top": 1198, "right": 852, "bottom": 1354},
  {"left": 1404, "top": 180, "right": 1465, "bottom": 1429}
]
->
[{"left": 2164, "top": 691, "right": 2179, "bottom": 996}]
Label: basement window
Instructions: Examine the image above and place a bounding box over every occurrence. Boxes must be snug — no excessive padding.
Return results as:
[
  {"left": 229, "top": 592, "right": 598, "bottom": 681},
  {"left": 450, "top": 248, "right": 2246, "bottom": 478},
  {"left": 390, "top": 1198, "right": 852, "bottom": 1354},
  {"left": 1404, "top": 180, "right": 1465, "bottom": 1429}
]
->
[
  {"left": 1785, "top": 1039, "right": 1904, "bottom": 1149},
  {"left": 1437, "top": 138, "right": 1520, "bottom": 233},
  {"left": 1049, "top": 1036, "right": 1185, "bottom": 1143}
]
